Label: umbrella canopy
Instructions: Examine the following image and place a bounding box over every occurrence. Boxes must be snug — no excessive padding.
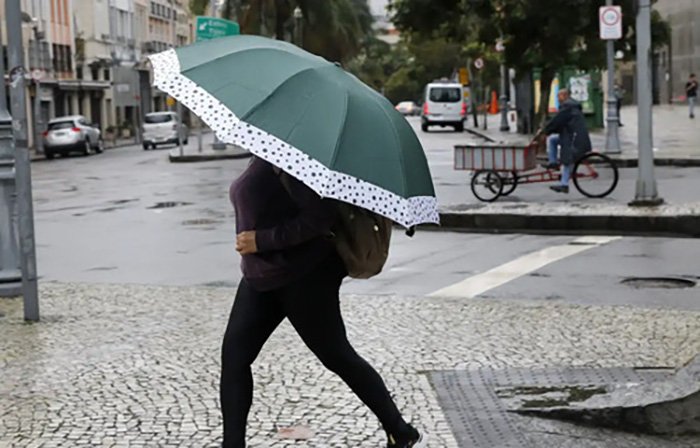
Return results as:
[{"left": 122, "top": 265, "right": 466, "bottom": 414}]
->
[{"left": 149, "top": 35, "right": 438, "bottom": 227}]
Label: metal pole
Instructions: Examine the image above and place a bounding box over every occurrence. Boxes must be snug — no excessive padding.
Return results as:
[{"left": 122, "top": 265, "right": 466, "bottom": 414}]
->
[
  {"left": 604, "top": 0, "right": 621, "bottom": 153},
  {"left": 209, "top": 0, "right": 226, "bottom": 150},
  {"left": 32, "top": 28, "right": 44, "bottom": 155},
  {"left": 0, "top": 21, "right": 22, "bottom": 298},
  {"left": 499, "top": 62, "right": 510, "bottom": 131},
  {"left": 177, "top": 101, "right": 184, "bottom": 157},
  {"left": 630, "top": 0, "right": 662, "bottom": 206},
  {"left": 7, "top": 0, "right": 40, "bottom": 320}
]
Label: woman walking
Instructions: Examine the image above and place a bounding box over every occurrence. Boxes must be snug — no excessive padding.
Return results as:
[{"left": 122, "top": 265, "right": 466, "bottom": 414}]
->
[{"left": 221, "top": 156, "right": 427, "bottom": 448}]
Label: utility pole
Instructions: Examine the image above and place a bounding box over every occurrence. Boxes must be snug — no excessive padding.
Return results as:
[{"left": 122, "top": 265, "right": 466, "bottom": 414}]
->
[
  {"left": 7, "top": 0, "right": 40, "bottom": 320},
  {"left": 32, "top": 23, "right": 44, "bottom": 156},
  {"left": 604, "top": 0, "right": 621, "bottom": 153},
  {"left": 630, "top": 0, "right": 662, "bottom": 206},
  {"left": 0, "top": 22, "right": 22, "bottom": 298},
  {"left": 210, "top": 0, "right": 226, "bottom": 149}
]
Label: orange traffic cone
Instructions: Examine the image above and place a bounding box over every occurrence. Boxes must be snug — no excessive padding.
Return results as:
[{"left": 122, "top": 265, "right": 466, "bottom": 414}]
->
[{"left": 489, "top": 90, "right": 499, "bottom": 114}]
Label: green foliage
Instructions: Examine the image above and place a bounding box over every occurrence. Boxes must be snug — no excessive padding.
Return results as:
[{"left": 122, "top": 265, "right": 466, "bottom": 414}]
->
[
  {"left": 189, "top": 0, "right": 209, "bottom": 16},
  {"left": 220, "top": 0, "right": 373, "bottom": 63}
]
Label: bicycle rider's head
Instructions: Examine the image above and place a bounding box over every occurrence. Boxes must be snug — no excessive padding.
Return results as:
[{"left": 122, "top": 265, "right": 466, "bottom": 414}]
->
[{"left": 558, "top": 88, "right": 570, "bottom": 104}]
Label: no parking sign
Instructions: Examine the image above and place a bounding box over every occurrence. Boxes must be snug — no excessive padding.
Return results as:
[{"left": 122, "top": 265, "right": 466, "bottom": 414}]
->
[{"left": 599, "top": 6, "right": 623, "bottom": 40}]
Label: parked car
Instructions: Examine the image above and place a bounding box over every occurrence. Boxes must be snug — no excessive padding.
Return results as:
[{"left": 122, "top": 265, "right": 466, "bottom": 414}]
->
[
  {"left": 420, "top": 82, "right": 466, "bottom": 132},
  {"left": 395, "top": 101, "right": 420, "bottom": 116},
  {"left": 43, "top": 115, "right": 103, "bottom": 159},
  {"left": 142, "top": 112, "right": 188, "bottom": 150}
]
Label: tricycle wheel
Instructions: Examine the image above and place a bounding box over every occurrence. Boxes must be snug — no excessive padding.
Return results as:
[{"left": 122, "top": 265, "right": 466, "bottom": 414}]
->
[
  {"left": 500, "top": 171, "right": 519, "bottom": 196},
  {"left": 471, "top": 170, "right": 503, "bottom": 202}
]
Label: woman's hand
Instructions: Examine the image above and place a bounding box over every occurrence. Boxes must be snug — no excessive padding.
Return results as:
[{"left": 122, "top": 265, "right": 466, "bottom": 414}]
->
[{"left": 236, "top": 231, "right": 258, "bottom": 255}]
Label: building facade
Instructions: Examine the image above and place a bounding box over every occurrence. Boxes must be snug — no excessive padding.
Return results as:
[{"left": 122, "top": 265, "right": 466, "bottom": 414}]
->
[
  {"left": 653, "top": 0, "right": 700, "bottom": 103},
  {"left": 0, "top": 0, "right": 193, "bottom": 147}
]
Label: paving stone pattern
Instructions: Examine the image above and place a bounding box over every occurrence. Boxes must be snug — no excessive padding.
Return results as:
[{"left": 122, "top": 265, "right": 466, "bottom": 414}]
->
[{"left": 1, "top": 283, "right": 699, "bottom": 447}]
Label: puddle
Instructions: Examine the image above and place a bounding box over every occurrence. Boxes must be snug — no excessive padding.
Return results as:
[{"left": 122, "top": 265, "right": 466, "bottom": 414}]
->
[
  {"left": 621, "top": 277, "right": 696, "bottom": 289},
  {"left": 148, "top": 201, "right": 193, "bottom": 209},
  {"left": 182, "top": 218, "right": 222, "bottom": 226}
]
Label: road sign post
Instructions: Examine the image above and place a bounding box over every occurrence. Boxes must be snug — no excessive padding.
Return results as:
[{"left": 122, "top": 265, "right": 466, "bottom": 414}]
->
[
  {"left": 600, "top": 3, "right": 622, "bottom": 154},
  {"left": 195, "top": 16, "right": 239, "bottom": 149}
]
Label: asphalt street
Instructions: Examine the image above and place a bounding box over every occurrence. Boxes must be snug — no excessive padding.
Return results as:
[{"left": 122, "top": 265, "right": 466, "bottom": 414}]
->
[{"left": 30, "top": 123, "right": 700, "bottom": 310}]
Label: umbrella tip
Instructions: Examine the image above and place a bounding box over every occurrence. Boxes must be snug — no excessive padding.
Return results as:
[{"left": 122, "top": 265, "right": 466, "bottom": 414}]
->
[{"left": 405, "top": 226, "right": 416, "bottom": 237}]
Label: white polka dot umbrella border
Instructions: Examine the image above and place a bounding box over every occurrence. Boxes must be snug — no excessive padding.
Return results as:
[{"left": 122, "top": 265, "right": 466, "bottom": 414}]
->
[{"left": 149, "top": 49, "right": 440, "bottom": 228}]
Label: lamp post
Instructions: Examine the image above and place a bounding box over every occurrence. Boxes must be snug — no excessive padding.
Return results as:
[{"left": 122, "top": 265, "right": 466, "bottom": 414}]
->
[
  {"left": 7, "top": 0, "right": 40, "bottom": 320},
  {"left": 293, "top": 7, "right": 303, "bottom": 47},
  {"left": 630, "top": 0, "right": 662, "bottom": 206}
]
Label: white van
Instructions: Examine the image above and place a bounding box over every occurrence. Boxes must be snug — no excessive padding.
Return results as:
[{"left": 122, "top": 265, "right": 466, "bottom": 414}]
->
[
  {"left": 420, "top": 82, "right": 466, "bottom": 132},
  {"left": 142, "top": 112, "right": 189, "bottom": 150}
]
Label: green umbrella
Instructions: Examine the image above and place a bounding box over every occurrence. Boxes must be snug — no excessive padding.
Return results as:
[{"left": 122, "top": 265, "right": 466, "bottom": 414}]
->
[{"left": 149, "top": 35, "right": 438, "bottom": 227}]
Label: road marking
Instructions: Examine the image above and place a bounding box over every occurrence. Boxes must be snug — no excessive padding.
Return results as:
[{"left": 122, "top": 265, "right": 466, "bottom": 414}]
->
[{"left": 429, "top": 236, "right": 621, "bottom": 298}]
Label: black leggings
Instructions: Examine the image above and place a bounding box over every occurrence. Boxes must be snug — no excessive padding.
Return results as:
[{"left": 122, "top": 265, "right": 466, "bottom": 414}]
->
[{"left": 220, "top": 255, "right": 408, "bottom": 447}]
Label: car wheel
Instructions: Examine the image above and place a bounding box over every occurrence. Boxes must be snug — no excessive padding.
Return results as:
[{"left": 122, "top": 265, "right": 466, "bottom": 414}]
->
[
  {"left": 421, "top": 123, "right": 429, "bottom": 132},
  {"left": 95, "top": 138, "right": 104, "bottom": 153},
  {"left": 183, "top": 138, "right": 189, "bottom": 145},
  {"left": 455, "top": 123, "right": 464, "bottom": 132},
  {"left": 82, "top": 139, "right": 91, "bottom": 156},
  {"left": 143, "top": 144, "right": 150, "bottom": 150},
  {"left": 45, "top": 151, "right": 54, "bottom": 160}
]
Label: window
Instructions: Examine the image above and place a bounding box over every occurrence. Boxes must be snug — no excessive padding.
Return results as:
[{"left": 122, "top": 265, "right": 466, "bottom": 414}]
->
[
  {"left": 91, "top": 67, "right": 99, "bottom": 81},
  {"left": 76, "top": 66, "right": 83, "bottom": 79},
  {"left": 428, "top": 87, "right": 461, "bottom": 103},
  {"left": 104, "top": 69, "right": 110, "bottom": 81},
  {"left": 144, "top": 113, "right": 173, "bottom": 124},
  {"left": 48, "top": 121, "right": 74, "bottom": 131}
]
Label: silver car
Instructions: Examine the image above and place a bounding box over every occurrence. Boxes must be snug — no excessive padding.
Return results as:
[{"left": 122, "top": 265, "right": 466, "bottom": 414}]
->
[
  {"left": 142, "top": 112, "right": 188, "bottom": 150},
  {"left": 43, "top": 115, "right": 103, "bottom": 159}
]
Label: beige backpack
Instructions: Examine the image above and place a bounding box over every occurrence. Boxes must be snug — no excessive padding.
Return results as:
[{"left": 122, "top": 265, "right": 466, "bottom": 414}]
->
[{"left": 277, "top": 170, "right": 392, "bottom": 279}]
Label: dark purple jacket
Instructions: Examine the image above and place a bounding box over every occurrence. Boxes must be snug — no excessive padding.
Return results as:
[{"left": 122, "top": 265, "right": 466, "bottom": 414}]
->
[{"left": 229, "top": 157, "right": 336, "bottom": 291}]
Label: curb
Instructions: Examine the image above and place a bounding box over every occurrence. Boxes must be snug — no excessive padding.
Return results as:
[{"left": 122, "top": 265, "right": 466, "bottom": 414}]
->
[
  {"left": 610, "top": 157, "right": 700, "bottom": 168},
  {"left": 169, "top": 151, "right": 253, "bottom": 163},
  {"left": 436, "top": 212, "right": 700, "bottom": 238}
]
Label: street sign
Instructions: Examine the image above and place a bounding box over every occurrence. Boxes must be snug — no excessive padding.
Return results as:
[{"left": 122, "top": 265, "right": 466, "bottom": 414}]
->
[
  {"left": 474, "top": 58, "right": 484, "bottom": 70},
  {"left": 195, "top": 16, "right": 240, "bottom": 41},
  {"left": 459, "top": 68, "right": 470, "bottom": 85},
  {"left": 599, "top": 6, "right": 622, "bottom": 40}
]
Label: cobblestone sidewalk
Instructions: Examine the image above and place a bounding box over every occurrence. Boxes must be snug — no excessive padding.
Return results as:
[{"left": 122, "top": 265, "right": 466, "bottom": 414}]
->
[{"left": 1, "top": 283, "right": 699, "bottom": 447}]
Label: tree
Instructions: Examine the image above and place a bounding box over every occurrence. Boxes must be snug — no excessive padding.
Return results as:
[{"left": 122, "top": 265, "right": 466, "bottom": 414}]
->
[
  {"left": 219, "top": 0, "right": 373, "bottom": 63},
  {"left": 390, "top": 0, "right": 670, "bottom": 123}
]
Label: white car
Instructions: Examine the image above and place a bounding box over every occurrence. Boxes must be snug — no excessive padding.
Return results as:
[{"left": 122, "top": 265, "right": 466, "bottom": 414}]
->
[
  {"left": 395, "top": 101, "right": 420, "bottom": 116},
  {"left": 420, "top": 82, "right": 466, "bottom": 132},
  {"left": 142, "top": 112, "right": 189, "bottom": 150},
  {"left": 43, "top": 116, "right": 103, "bottom": 159}
]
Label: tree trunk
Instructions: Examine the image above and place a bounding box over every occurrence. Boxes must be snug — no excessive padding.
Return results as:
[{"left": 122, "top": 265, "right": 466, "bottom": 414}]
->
[{"left": 274, "top": 0, "right": 290, "bottom": 40}]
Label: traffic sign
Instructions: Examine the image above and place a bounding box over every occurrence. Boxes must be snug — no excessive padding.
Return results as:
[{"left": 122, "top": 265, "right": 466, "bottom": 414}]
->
[
  {"left": 599, "top": 6, "right": 622, "bottom": 40},
  {"left": 196, "top": 16, "right": 240, "bottom": 41},
  {"left": 474, "top": 58, "right": 484, "bottom": 70},
  {"left": 459, "top": 68, "right": 470, "bottom": 85}
]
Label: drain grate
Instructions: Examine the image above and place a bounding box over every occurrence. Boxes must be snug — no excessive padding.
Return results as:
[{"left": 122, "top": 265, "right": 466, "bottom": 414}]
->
[
  {"left": 621, "top": 277, "right": 696, "bottom": 289},
  {"left": 429, "top": 367, "right": 670, "bottom": 448},
  {"left": 148, "top": 201, "right": 192, "bottom": 209}
]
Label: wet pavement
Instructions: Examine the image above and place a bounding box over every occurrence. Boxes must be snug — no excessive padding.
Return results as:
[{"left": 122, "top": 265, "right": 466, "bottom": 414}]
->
[
  {"left": 2, "top": 119, "right": 699, "bottom": 447},
  {"left": 1, "top": 282, "right": 698, "bottom": 447}
]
